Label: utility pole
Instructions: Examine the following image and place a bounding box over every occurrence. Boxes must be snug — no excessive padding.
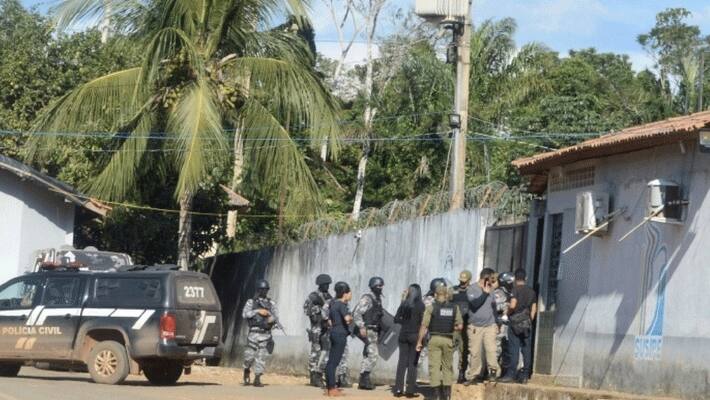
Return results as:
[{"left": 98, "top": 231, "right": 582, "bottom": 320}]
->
[
  {"left": 698, "top": 50, "right": 705, "bottom": 113},
  {"left": 449, "top": 1, "right": 472, "bottom": 210}
]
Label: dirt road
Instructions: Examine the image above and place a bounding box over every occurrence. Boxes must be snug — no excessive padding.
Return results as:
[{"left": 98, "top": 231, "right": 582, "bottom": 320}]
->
[{"left": 0, "top": 366, "right": 399, "bottom": 400}]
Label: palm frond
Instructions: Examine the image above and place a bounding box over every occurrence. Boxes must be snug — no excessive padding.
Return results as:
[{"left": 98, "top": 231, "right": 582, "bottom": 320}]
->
[
  {"left": 52, "top": 0, "right": 141, "bottom": 33},
  {"left": 28, "top": 67, "right": 146, "bottom": 160},
  {"left": 87, "top": 112, "right": 152, "bottom": 200},
  {"left": 238, "top": 98, "right": 320, "bottom": 217},
  {"left": 225, "top": 57, "right": 340, "bottom": 156},
  {"left": 168, "top": 80, "right": 227, "bottom": 197}
]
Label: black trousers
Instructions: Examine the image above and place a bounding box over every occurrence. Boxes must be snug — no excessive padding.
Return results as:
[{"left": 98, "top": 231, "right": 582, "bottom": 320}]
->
[
  {"left": 394, "top": 333, "right": 419, "bottom": 394},
  {"left": 326, "top": 332, "right": 348, "bottom": 389}
]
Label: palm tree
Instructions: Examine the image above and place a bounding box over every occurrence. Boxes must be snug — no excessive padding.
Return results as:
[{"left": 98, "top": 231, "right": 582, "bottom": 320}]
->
[{"left": 29, "top": 0, "right": 340, "bottom": 269}]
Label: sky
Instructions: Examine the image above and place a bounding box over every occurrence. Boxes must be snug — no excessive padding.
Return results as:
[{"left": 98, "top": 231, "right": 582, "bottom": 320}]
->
[{"left": 21, "top": 0, "right": 710, "bottom": 71}]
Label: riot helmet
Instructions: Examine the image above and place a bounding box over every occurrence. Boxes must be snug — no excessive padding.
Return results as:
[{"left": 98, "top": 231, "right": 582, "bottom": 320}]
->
[
  {"left": 369, "top": 276, "right": 384, "bottom": 296},
  {"left": 498, "top": 272, "right": 514, "bottom": 290},
  {"left": 256, "top": 279, "right": 270, "bottom": 298},
  {"left": 316, "top": 274, "right": 332, "bottom": 292},
  {"left": 429, "top": 277, "right": 447, "bottom": 295}
]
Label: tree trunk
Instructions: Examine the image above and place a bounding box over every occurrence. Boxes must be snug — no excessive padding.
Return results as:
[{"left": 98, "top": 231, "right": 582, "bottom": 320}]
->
[
  {"left": 177, "top": 191, "right": 193, "bottom": 270},
  {"left": 100, "top": 0, "right": 111, "bottom": 43},
  {"left": 350, "top": 1, "right": 382, "bottom": 220},
  {"left": 226, "top": 125, "right": 245, "bottom": 238},
  {"left": 351, "top": 141, "right": 370, "bottom": 220}
]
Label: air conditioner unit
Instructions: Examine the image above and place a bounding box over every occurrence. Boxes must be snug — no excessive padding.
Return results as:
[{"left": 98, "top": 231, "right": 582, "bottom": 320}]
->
[
  {"left": 648, "top": 179, "right": 686, "bottom": 223},
  {"left": 415, "top": 0, "right": 469, "bottom": 22},
  {"left": 575, "top": 191, "right": 610, "bottom": 235}
]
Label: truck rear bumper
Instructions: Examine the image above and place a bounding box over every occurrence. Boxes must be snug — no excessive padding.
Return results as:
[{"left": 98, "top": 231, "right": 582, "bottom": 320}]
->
[{"left": 155, "top": 343, "right": 223, "bottom": 360}]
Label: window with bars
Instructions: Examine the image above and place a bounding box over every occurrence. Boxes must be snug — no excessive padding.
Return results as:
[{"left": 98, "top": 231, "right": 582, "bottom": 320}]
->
[{"left": 549, "top": 166, "right": 595, "bottom": 192}]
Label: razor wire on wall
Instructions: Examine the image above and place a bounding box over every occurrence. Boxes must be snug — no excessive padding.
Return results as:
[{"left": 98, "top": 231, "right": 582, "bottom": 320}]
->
[{"left": 296, "top": 182, "right": 534, "bottom": 241}]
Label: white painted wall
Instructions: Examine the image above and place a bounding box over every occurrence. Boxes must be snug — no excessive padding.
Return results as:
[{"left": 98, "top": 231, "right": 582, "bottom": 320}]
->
[{"left": 0, "top": 170, "right": 75, "bottom": 284}]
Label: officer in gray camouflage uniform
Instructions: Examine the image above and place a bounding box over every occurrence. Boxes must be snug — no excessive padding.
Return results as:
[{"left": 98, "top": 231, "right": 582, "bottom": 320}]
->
[
  {"left": 353, "top": 276, "right": 385, "bottom": 390},
  {"left": 304, "top": 274, "right": 333, "bottom": 387},
  {"left": 242, "top": 279, "right": 279, "bottom": 387},
  {"left": 492, "top": 272, "right": 514, "bottom": 377}
]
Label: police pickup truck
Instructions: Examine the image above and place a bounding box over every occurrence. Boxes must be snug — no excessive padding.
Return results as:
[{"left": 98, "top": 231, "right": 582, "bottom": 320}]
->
[{"left": 0, "top": 265, "right": 222, "bottom": 385}]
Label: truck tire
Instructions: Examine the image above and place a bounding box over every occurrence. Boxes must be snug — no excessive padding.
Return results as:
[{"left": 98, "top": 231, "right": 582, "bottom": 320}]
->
[
  {"left": 87, "top": 341, "right": 130, "bottom": 385},
  {"left": 143, "top": 362, "right": 183, "bottom": 385},
  {"left": 0, "top": 363, "right": 21, "bottom": 377}
]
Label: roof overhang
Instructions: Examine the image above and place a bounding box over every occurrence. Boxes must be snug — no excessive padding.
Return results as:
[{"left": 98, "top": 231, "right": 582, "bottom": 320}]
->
[
  {"left": 512, "top": 111, "right": 710, "bottom": 185},
  {"left": 0, "top": 154, "right": 110, "bottom": 217}
]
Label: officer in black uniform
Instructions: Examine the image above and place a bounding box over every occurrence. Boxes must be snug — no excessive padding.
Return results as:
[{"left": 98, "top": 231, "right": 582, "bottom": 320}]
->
[{"left": 452, "top": 270, "right": 473, "bottom": 383}]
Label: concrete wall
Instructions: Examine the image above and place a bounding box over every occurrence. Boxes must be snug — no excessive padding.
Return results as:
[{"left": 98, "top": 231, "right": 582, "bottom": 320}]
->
[
  {"left": 0, "top": 169, "right": 75, "bottom": 284},
  {"left": 537, "top": 140, "right": 710, "bottom": 399},
  {"left": 210, "top": 208, "right": 493, "bottom": 381}
]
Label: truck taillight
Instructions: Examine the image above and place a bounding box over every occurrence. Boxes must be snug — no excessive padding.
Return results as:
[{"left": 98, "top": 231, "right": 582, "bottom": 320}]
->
[{"left": 160, "top": 313, "right": 176, "bottom": 340}]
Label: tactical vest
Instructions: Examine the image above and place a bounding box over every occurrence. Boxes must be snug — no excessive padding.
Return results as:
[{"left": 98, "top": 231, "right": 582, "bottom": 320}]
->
[
  {"left": 452, "top": 285, "right": 469, "bottom": 315},
  {"left": 362, "top": 294, "right": 384, "bottom": 328},
  {"left": 248, "top": 297, "right": 275, "bottom": 331},
  {"left": 429, "top": 302, "right": 456, "bottom": 335}
]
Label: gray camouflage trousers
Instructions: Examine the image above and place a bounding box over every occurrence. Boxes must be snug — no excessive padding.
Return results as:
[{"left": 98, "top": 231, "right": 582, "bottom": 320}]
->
[
  {"left": 244, "top": 331, "right": 272, "bottom": 375},
  {"left": 360, "top": 330, "right": 379, "bottom": 373},
  {"left": 309, "top": 327, "right": 349, "bottom": 375}
]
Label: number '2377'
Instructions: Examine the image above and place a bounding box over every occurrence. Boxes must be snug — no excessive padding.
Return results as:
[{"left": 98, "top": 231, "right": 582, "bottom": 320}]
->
[{"left": 184, "top": 286, "right": 205, "bottom": 298}]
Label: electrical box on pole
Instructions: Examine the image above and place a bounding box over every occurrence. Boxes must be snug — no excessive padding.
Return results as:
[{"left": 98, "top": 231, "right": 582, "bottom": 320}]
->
[{"left": 415, "top": 0, "right": 469, "bottom": 22}]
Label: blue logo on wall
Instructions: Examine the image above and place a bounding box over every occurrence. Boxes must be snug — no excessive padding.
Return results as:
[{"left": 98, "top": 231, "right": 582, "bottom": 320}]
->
[{"left": 634, "top": 223, "right": 668, "bottom": 361}]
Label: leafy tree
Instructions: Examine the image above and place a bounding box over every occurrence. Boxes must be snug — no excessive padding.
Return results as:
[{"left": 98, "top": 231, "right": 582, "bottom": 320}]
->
[{"left": 29, "top": 0, "right": 341, "bottom": 269}]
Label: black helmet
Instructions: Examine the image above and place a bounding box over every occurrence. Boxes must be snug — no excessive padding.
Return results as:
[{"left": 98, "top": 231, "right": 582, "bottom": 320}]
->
[
  {"left": 316, "top": 274, "right": 333, "bottom": 286},
  {"left": 498, "top": 272, "right": 514, "bottom": 288},
  {"left": 429, "top": 278, "right": 447, "bottom": 294},
  {"left": 368, "top": 276, "right": 384, "bottom": 289},
  {"left": 256, "top": 279, "right": 270, "bottom": 290}
]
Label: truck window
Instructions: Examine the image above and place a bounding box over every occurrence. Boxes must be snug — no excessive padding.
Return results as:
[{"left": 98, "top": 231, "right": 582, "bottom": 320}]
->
[
  {"left": 176, "top": 277, "right": 218, "bottom": 307},
  {"left": 92, "top": 278, "right": 163, "bottom": 308},
  {"left": 44, "top": 278, "right": 82, "bottom": 307},
  {"left": 0, "top": 278, "right": 42, "bottom": 310}
]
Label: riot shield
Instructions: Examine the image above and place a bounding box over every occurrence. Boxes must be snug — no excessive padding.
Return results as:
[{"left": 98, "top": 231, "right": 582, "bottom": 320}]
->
[{"left": 377, "top": 309, "right": 401, "bottom": 361}]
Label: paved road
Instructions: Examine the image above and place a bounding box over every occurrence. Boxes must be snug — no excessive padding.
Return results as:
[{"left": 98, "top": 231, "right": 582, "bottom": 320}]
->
[{"left": 0, "top": 367, "right": 396, "bottom": 400}]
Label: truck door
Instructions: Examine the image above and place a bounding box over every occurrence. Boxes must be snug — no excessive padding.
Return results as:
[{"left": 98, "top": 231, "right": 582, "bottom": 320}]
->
[
  {"left": 0, "top": 276, "right": 43, "bottom": 358},
  {"left": 31, "top": 277, "right": 85, "bottom": 359}
]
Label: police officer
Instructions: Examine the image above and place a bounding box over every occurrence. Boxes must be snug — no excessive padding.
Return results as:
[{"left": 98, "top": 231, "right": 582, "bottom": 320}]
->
[
  {"left": 452, "top": 270, "right": 472, "bottom": 384},
  {"left": 493, "top": 272, "right": 514, "bottom": 377},
  {"left": 353, "top": 276, "right": 385, "bottom": 390},
  {"left": 321, "top": 293, "right": 351, "bottom": 388},
  {"left": 416, "top": 285, "right": 463, "bottom": 400},
  {"left": 424, "top": 278, "right": 447, "bottom": 306},
  {"left": 242, "top": 279, "right": 280, "bottom": 387},
  {"left": 304, "top": 274, "right": 333, "bottom": 387}
]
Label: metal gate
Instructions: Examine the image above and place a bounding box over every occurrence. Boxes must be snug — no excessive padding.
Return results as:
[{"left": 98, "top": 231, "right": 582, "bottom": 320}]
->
[{"left": 483, "top": 223, "right": 527, "bottom": 273}]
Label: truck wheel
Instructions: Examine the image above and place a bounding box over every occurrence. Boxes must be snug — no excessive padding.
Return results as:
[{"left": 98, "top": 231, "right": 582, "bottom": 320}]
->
[
  {"left": 0, "top": 363, "right": 21, "bottom": 377},
  {"left": 143, "top": 362, "right": 183, "bottom": 386},
  {"left": 87, "top": 341, "right": 130, "bottom": 385},
  {"left": 143, "top": 362, "right": 183, "bottom": 385}
]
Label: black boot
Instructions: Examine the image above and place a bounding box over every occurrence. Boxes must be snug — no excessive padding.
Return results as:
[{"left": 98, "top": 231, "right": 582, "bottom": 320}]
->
[
  {"left": 308, "top": 371, "right": 318, "bottom": 387},
  {"left": 337, "top": 373, "right": 349, "bottom": 388},
  {"left": 253, "top": 374, "right": 263, "bottom": 387},
  {"left": 457, "top": 370, "right": 466, "bottom": 384},
  {"left": 442, "top": 386, "right": 451, "bottom": 400},
  {"left": 314, "top": 372, "right": 324, "bottom": 388},
  {"left": 436, "top": 385, "right": 445, "bottom": 400},
  {"left": 243, "top": 368, "right": 250, "bottom": 385},
  {"left": 358, "top": 372, "right": 375, "bottom": 390}
]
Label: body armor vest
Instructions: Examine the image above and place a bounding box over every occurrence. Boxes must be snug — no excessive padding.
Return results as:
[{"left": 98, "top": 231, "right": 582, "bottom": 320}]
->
[
  {"left": 362, "top": 294, "right": 384, "bottom": 328},
  {"left": 429, "top": 302, "right": 456, "bottom": 335},
  {"left": 248, "top": 297, "right": 275, "bottom": 331},
  {"left": 452, "top": 285, "right": 469, "bottom": 315}
]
